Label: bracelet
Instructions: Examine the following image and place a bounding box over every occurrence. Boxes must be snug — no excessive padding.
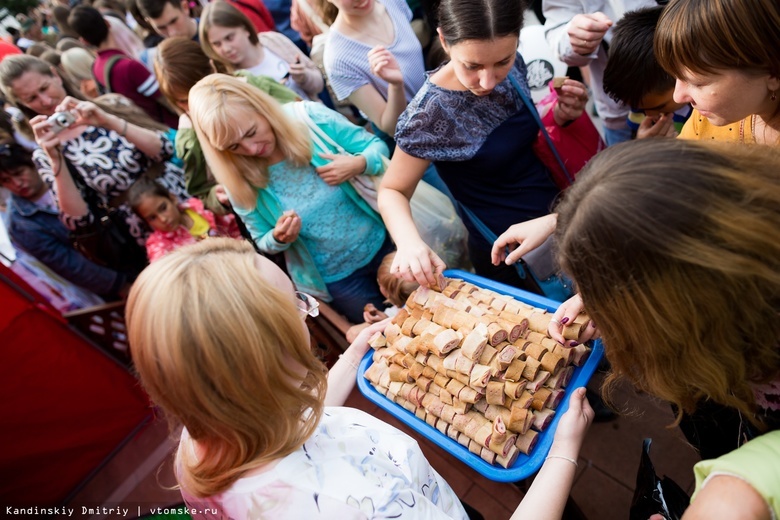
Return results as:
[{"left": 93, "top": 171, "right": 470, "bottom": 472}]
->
[
  {"left": 120, "top": 119, "right": 128, "bottom": 137},
  {"left": 545, "top": 455, "right": 578, "bottom": 467},
  {"left": 339, "top": 354, "right": 360, "bottom": 371}
]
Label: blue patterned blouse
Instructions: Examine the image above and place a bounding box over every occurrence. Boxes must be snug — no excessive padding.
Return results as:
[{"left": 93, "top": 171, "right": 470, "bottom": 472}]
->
[{"left": 395, "top": 56, "right": 559, "bottom": 248}]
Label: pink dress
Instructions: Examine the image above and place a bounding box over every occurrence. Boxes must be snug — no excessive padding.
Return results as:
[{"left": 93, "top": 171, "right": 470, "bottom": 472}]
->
[{"left": 145, "top": 198, "right": 242, "bottom": 262}]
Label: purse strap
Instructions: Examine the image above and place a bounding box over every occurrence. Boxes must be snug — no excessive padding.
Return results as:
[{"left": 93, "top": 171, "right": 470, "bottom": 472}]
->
[
  {"left": 508, "top": 75, "right": 574, "bottom": 186},
  {"left": 456, "top": 202, "right": 528, "bottom": 281}
]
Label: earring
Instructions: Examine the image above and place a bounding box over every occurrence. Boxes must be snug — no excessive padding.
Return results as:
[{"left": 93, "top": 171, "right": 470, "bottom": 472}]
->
[{"left": 773, "top": 90, "right": 778, "bottom": 101}]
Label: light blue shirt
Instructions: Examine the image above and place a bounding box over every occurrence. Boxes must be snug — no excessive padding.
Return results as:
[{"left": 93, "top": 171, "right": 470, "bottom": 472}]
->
[
  {"left": 268, "top": 161, "right": 385, "bottom": 282},
  {"left": 323, "top": 0, "right": 425, "bottom": 102}
]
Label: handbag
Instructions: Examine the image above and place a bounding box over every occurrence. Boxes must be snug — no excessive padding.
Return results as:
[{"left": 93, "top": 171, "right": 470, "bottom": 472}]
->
[
  {"left": 457, "top": 203, "right": 573, "bottom": 302},
  {"left": 66, "top": 161, "right": 148, "bottom": 277},
  {"left": 509, "top": 75, "right": 605, "bottom": 190}
]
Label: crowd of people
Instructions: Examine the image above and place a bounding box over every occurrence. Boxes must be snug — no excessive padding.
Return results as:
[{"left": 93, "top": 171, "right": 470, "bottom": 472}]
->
[{"left": 1, "top": 0, "right": 779, "bottom": 518}]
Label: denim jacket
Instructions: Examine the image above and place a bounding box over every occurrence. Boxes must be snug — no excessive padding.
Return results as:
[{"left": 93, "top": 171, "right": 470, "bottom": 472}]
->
[{"left": 7, "top": 193, "right": 125, "bottom": 297}]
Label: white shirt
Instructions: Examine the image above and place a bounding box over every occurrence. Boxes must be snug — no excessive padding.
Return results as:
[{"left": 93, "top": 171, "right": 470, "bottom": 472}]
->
[{"left": 179, "top": 407, "right": 469, "bottom": 519}]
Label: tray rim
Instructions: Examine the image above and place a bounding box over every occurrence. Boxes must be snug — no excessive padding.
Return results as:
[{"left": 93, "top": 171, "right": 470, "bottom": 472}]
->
[{"left": 356, "top": 269, "right": 603, "bottom": 482}]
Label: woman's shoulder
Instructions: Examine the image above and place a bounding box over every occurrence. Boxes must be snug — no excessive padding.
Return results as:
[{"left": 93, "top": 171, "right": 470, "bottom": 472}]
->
[
  {"left": 396, "top": 65, "right": 524, "bottom": 161},
  {"left": 691, "top": 431, "right": 780, "bottom": 518},
  {"left": 323, "top": 30, "right": 370, "bottom": 72},
  {"left": 258, "top": 31, "right": 297, "bottom": 51},
  {"left": 382, "top": 0, "right": 413, "bottom": 23},
  {"left": 294, "top": 100, "right": 349, "bottom": 127},
  {"left": 678, "top": 109, "right": 750, "bottom": 142}
]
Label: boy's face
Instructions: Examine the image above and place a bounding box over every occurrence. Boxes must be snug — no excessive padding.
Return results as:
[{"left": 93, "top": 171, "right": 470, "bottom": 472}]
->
[
  {"left": 147, "top": 1, "right": 194, "bottom": 39},
  {"left": 0, "top": 165, "right": 48, "bottom": 201},
  {"left": 635, "top": 88, "right": 686, "bottom": 118}
]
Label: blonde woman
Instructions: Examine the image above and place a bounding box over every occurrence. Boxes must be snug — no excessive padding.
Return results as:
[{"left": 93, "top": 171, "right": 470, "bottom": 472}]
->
[
  {"left": 127, "top": 238, "right": 594, "bottom": 519},
  {"left": 199, "top": 1, "right": 324, "bottom": 101},
  {"left": 189, "top": 74, "right": 389, "bottom": 323},
  {"left": 153, "top": 37, "right": 298, "bottom": 214}
]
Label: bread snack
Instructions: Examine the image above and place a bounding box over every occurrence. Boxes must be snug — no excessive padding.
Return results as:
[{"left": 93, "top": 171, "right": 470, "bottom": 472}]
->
[
  {"left": 552, "top": 76, "right": 568, "bottom": 96},
  {"left": 364, "top": 277, "right": 592, "bottom": 468}
]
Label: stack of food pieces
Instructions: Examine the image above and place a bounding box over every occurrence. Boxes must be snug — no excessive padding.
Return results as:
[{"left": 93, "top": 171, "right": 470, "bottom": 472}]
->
[{"left": 363, "top": 278, "right": 591, "bottom": 469}]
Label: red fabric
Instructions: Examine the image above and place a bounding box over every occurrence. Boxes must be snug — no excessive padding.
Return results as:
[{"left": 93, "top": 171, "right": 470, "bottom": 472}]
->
[
  {"left": 228, "top": 0, "right": 277, "bottom": 33},
  {"left": 93, "top": 49, "right": 179, "bottom": 129},
  {"left": 533, "top": 85, "right": 606, "bottom": 190},
  {"left": 0, "top": 264, "right": 151, "bottom": 506},
  {"left": 0, "top": 41, "right": 23, "bottom": 62}
]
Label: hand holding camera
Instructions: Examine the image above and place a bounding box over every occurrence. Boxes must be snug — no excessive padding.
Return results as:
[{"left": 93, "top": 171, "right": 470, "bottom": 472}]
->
[{"left": 46, "top": 111, "right": 77, "bottom": 135}]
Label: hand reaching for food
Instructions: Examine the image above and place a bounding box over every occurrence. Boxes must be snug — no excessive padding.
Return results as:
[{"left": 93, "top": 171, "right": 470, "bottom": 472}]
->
[
  {"left": 548, "top": 293, "right": 599, "bottom": 346},
  {"left": 363, "top": 303, "right": 388, "bottom": 324}
]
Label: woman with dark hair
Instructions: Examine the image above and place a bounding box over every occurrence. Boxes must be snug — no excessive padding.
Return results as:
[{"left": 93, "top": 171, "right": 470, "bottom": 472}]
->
[
  {"left": 554, "top": 139, "right": 780, "bottom": 461},
  {"left": 654, "top": 0, "right": 780, "bottom": 145},
  {"left": 0, "top": 55, "right": 187, "bottom": 254},
  {"left": 377, "top": 0, "right": 588, "bottom": 291},
  {"left": 199, "top": 1, "right": 323, "bottom": 101}
]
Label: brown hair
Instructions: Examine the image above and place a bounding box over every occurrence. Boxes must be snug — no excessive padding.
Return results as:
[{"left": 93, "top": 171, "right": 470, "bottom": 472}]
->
[
  {"left": 153, "top": 37, "right": 226, "bottom": 108},
  {"left": 555, "top": 139, "right": 780, "bottom": 427},
  {"left": 314, "top": 0, "right": 338, "bottom": 26},
  {"left": 127, "top": 238, "right": 327, "bottom": 497},
  {"left": 199, "top": 1, "right": 259, "bottom": 73},
  {"left": 0, "top": 55, "right": 84, "bottom": 121},
  {"left": 377, "top": 252, "right": 418, "bottom": 308},
  {"left": 95, "top": 93, "right": 170, "bottom": 132},
  {"left": 655, "top": 0, "right": 780, "bottom": 80}
]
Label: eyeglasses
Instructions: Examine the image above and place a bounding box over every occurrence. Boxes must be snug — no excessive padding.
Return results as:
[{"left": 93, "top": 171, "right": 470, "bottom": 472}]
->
[{"left": 294, "top": 291, "right": 319, "bottom": 319}]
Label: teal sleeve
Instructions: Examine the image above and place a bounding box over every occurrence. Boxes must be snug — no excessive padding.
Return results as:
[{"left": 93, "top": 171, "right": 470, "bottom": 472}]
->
[
  {"left": 231, "top": 199, "right": 291, "bottom": 254},
  {"left": 304, "top": 102, "right": 389, "bottom": 176}
]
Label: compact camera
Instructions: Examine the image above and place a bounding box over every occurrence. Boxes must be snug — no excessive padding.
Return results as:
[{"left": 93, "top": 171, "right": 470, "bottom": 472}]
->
[{"left": 47, "top": 111, "right": 77, "bottom": 134}]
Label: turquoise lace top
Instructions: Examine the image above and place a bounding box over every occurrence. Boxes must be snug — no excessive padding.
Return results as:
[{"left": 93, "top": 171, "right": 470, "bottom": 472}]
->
[{"left": 268, "top": 161, "right": 385, "bottom": 282}]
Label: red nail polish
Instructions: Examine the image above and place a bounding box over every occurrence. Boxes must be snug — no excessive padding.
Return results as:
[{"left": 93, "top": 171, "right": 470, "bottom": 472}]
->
[
  {"left": 569, "top": 341, "right": 579, "bottom": 347},
  {"left": 560, "top": 317, "right": 569, "bottom": 325}
]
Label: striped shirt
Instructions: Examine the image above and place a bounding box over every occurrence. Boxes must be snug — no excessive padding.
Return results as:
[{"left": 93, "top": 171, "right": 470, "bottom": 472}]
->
[{"left": 323, "top": 0, "right": 425, "bottom": 103}]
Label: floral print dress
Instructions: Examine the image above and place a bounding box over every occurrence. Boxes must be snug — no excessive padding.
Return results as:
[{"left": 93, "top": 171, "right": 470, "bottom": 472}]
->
[{"left": 178, "top": 407, "right": 469, "bottom": 519}]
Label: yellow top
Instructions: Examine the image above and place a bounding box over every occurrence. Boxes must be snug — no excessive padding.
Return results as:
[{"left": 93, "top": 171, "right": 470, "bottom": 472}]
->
[
  {"left": 186, "top": 209, "right": 211, "bottom": 239},
  {"left": 679, "top": 109, "right": 755, "bottom": 143}
]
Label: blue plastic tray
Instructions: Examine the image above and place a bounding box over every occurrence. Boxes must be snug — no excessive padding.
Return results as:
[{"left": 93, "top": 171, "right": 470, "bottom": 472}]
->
[{"left": 357, "top": 269, "right": 603, "bottom": 482}]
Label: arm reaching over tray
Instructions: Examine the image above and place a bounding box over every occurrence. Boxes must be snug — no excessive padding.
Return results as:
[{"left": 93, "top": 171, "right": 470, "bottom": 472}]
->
[
  {"left": 510, "top": 387, "right": 594, "bottom": 520},
  {"left": 325, "top": 319, "right": 391, "bottom": 406}
]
